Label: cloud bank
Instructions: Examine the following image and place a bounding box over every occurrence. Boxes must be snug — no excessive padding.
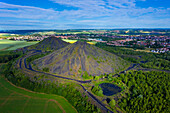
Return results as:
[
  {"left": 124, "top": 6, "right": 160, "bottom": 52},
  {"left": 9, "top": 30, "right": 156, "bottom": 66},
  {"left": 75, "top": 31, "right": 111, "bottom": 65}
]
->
[{"left": 0, "top": 0, "right": 169, "bottom": 30}]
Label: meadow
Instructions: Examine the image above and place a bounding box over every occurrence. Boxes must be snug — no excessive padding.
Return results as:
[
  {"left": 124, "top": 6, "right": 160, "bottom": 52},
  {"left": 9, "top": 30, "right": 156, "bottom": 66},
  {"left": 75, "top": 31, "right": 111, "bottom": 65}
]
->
[
  {"left": 0, "top": 71, "right": 77, "bottom": 113},
  {"left": 0, "top": 39, "right": 39, "bottom": 51}
]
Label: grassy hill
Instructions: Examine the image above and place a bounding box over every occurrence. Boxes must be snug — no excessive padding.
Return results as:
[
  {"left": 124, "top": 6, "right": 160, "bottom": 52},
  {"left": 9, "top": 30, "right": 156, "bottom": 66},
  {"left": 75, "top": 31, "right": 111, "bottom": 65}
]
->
[
  {"left": 33, "top": 41, "right": 129, "bottom": 77},
  {"left": 0, "top": 71, "right": 77, "bottom": 113}
]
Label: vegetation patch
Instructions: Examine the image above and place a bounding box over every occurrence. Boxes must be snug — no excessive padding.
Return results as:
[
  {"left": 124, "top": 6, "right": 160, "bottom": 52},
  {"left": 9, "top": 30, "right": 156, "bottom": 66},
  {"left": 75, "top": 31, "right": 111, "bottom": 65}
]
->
[
  {"left": 91, "top": 85, "right": 104, "bottom": 97},
  {"left": 42, "top": 67, "right": 50, "bottom": 72}
]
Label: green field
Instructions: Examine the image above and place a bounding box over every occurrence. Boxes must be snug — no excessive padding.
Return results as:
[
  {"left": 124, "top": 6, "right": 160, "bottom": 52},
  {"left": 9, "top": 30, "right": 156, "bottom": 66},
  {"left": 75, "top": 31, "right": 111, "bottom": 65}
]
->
[
  {"left": 0, "top": 39, "right": 39, "bottom": 51},
  {"left": 0, "top": 73, "right": 77, "bottom": 113},
  {"left": 0, "top": 33, "right": 19, "bottom": 39}
]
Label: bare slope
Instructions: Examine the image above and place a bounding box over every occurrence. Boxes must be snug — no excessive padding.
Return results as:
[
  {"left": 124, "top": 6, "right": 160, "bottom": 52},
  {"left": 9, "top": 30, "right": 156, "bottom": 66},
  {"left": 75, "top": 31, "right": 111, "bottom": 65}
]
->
[
  {"left": 30, "top": 37, "right": 69, "bottom": 50},
  {"left": 33, "top": 41, "right": 129, "bottom": 76},
  {"left": 18, "top": 36, "right": 69, "bottom": 52}
]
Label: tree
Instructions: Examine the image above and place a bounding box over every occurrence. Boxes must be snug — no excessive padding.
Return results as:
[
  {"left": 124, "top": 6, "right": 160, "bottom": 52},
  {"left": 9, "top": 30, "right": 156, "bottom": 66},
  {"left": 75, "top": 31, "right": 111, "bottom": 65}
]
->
[
  {"left": 97, "top": 90, "right": 103, "bottom": 96},
  {"left": 109, "top": 99, "right": 116, "bottom": 107},
  {"left": 94, "top": 76, "right": 100, "bottom": 80},
  {"left": 91, "top": 86, "right": 103, "bottom": 96}
]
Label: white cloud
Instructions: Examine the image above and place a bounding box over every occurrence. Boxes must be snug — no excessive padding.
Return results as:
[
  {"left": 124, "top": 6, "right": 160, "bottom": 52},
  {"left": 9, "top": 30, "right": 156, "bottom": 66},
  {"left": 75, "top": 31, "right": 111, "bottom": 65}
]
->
[
  {"left": 50, "top": 0, "right": 170, "bottom": 19},
  {"left": 0, "top": 0, "right": 169, "bottom": 29},
  {"left": 0, "top": 2, "right": 59, "bottom": 19}
]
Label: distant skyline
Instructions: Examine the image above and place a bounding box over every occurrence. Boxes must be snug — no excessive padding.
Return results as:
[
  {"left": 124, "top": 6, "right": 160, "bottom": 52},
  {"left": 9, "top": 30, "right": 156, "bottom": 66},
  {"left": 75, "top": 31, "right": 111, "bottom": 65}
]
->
[{"left": 0, "top": 0, "right": 170, "bottom": 30}]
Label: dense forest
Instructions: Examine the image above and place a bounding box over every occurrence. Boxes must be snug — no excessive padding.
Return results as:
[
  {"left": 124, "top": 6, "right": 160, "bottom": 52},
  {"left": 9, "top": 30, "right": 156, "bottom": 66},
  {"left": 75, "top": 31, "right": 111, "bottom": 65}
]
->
[
  {"left": 116, "top": 71, "right": 170, "bottom": 113},
  {"left": 96, "top": 43, "right": 170, "bottom": 70}
]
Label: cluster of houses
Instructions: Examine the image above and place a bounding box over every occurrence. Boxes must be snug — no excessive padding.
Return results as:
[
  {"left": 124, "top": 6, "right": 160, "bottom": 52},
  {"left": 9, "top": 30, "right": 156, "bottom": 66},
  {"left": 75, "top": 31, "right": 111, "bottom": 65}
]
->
[
  {"left": 106, "top": 37, "right": 169, "bottom": 53},
  {"left": 87, "top": 38, "right": 107, "bottom": 43},
  {"left": 151, "top": 48, "right": 169, "bottom": 53},
  {"left": 55, "top": 35, "right": 75, "bottom": 39},
  {"left": 107, "top": 39, "right": 133, "bottom": 46},
  {"left": 5, "top": 35, "right": 48, "bottom": 41},
  {"left": 2, "top": 33, "right": 169, "bottom": 53}
]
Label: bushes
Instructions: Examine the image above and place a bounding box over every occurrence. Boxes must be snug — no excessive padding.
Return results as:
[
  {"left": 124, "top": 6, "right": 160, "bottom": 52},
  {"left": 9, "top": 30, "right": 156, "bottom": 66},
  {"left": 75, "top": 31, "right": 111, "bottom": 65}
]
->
[
  {"left": 82, "top": 71, "right": 92, "bottom": 79},
  {"left": 42, "top": 67, "right": 49, "bottom": 72},
  {"left": 91, "top": 85, "right": 103, "bottom": 96},
  {"left": 0, "top": 51, "right": 22, "bottom": 63},
  {"left": 109, "top": 99, "right": 116, "bottom": 107}
]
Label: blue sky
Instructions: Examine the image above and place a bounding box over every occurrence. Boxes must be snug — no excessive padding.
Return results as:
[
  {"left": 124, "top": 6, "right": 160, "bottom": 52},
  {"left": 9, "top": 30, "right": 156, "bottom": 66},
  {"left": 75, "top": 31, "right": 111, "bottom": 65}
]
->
[{"left": 0, "top": 0, "right": 169, "bottom": 30}]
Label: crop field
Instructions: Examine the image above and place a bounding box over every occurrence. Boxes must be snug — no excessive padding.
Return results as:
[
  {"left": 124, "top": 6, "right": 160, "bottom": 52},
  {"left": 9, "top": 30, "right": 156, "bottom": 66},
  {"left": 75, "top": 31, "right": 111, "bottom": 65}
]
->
[
  {"left": 62, "top": 39, "right": 97, "bottom": 44},
  {"left": 87, "top": 41, "right": 97, "bottom": 45},
  {"left": 55, "top": 32, "right": 91, "bottom": 35},
  {"left": 0, "top": 74, "right": 77, "bottom": 113},
  {"left": 0, "top": 33, "right": 19, "bottom": 38},
  {"left": 123, "top": 47, "right": 152, "bottom": 53},
  {"left": 0, "top": 39, "right": 39, "bottom": 51},
  {"left": 34, "top": 31, "right": 91, "bottom": 35},
  {"left": 62, "top": 39, "right": 77, "bottom": 43}
]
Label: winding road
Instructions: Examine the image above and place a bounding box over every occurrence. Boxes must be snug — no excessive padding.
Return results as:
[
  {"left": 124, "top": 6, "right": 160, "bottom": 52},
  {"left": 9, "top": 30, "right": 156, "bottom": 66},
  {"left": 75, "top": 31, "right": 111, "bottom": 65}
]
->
[
  {"left": 18, "top": 49, "right": 168, "bottom": 113},
  {"left": 17, "top": 49, "right": 169, "bottom": 113},
  {"left": 17, "top": 50, "right": 114, "bottom": 113}
]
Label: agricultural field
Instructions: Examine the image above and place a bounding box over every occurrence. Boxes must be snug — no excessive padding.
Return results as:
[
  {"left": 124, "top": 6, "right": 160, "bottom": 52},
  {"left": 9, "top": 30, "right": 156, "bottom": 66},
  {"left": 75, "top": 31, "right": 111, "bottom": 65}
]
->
[
  {"left": 123, "top": 47, "right": 153, "bottom": 53},
  {"left": 0, "top": 33, "right": 19, "bottom": 38},
  {"left": 36, "top": 31, "right": 57, "bottom": 35},
  {"left": 62, "top": 39, "right": 97, "bottom": 44},
  {"left": 62, "top": 39, "right": 77, "bottom": 44},
  {"left": 87, "top": 41, "right": 97, "bottom": 45},
  {"left": 0, "top": 72, "right": 77, "bottom": 113},
  {"left": 34, "top": 31, "right": 91, "bottom": 35},
  {"left": 0, "top": 39, "right": 39, "bottom": 51},
  {"left": 56, "top": 32, "right": 91, "bottom": 35}
]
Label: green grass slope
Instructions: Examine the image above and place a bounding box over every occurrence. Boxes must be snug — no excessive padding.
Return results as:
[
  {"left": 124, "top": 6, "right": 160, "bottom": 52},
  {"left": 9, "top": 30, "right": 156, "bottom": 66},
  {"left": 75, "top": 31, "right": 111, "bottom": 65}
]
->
[
  {"left": 0, "top": 74, "right": 77, "bottom": 113},
  {"left": 33, "top": 41, "right": 129, "bottom": 76}
]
